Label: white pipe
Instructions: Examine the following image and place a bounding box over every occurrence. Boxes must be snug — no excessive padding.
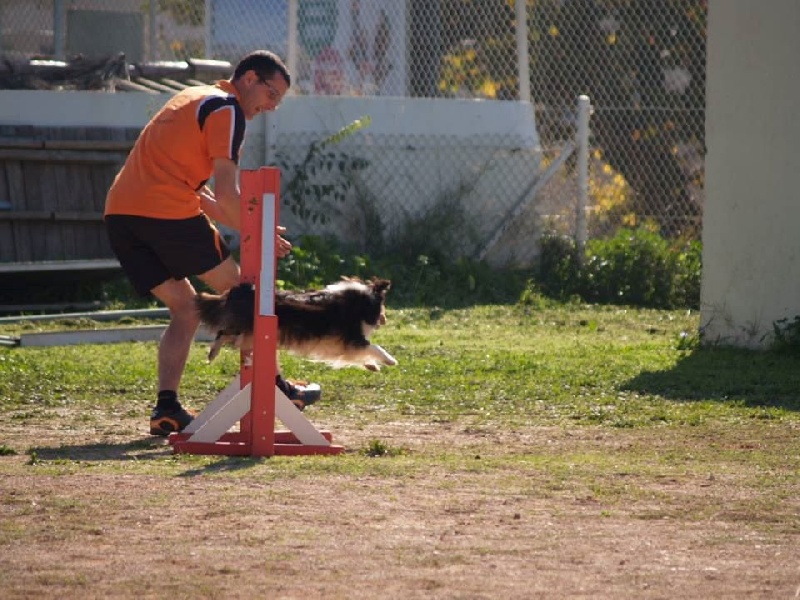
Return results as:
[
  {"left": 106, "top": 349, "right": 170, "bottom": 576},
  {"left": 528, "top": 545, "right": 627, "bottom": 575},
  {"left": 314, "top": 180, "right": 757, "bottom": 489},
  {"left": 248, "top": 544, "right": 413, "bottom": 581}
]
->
[
  {"left": 515, "top": 0, "right": 531, "bottom": 102},
  {"left": 0, "top": 308, "right": 168, "bottom": 324},
  {"left": 576, "top": 94, "right": 591, "bottom": 254}
]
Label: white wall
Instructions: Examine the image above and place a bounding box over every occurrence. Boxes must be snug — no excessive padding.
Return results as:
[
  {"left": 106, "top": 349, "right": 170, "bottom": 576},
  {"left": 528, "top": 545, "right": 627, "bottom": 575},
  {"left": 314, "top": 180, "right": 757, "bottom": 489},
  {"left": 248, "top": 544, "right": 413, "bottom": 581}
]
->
[
  {"left": 0, "top": 90, "right": 541, "bottom": 265},
  {"left": 701, "top": 0, "right": 800, "bottom": 347}
]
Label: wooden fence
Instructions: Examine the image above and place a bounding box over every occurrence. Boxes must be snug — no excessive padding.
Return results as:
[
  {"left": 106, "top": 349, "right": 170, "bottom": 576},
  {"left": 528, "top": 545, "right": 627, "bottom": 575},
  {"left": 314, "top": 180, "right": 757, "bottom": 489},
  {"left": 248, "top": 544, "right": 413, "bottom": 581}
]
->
[{"left": 0, "top": 125, "right": 139, "bottom": 267}]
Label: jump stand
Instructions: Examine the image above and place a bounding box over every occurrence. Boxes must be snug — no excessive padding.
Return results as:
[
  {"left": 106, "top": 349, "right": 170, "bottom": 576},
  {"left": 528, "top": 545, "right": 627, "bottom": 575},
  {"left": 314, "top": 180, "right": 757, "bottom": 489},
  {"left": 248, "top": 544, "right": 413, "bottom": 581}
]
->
[{"left": 169, "top": 167, "right": 343, "bottom": 457}]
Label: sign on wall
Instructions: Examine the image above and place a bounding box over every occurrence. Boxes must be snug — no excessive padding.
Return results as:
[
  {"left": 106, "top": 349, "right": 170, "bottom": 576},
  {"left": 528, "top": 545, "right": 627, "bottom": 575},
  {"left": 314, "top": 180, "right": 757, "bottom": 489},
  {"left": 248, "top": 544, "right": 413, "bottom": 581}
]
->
[{"left": 210, "top": 0, "right": 407, "bottom": 97}]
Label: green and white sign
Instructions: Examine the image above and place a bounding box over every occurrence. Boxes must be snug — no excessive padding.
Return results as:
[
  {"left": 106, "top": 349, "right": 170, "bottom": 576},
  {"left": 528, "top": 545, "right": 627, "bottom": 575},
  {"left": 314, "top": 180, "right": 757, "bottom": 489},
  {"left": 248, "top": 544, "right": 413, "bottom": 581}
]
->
[{"left": 298, "top": 0, "right": 339, "bottom": 58}]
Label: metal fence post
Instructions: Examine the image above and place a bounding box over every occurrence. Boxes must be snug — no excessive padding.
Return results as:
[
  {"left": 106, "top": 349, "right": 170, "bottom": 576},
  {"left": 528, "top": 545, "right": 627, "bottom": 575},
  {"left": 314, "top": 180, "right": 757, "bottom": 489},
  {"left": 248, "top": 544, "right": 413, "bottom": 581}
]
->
[
  {"left": 53, "top": 0, "right": 66, "bottom": 60},
  {"left": 204, "top": 0, "right": 212, "bottom": 58},
  {"left": 287, "top": 0, "right": 298, "bottom": 94},
  {"left": 516, "top": 0, "right": 530, "bottom": 103},
  {"left": 149, "top": 0, "right": 158, "bottom": 61},
  {"left": 576, "top": 94, "right": 591, "bottom": 257}
]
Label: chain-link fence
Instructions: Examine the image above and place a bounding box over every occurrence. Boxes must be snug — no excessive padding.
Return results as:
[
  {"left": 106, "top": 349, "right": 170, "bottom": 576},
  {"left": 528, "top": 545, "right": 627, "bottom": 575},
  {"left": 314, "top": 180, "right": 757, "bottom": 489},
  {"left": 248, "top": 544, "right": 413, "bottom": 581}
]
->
[
  {"left": 1, "top": 0, "right": 707, "bottom": 256},
  {"left": 529, "top": 1, "right": 706, "bottom": 242}
]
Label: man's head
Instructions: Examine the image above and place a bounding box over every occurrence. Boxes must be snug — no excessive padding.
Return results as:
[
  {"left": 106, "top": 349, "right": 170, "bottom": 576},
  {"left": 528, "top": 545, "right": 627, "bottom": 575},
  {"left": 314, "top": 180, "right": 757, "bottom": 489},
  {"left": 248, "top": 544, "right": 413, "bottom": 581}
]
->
[{"left": 231, "top": 50, "right": 291, "bottom": 120}]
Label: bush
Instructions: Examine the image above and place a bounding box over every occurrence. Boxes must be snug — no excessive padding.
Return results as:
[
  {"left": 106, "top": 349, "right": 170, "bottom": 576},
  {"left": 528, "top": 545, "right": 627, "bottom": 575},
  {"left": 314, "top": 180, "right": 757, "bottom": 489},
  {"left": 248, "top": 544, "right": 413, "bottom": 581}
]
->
[{"left": 530, "top": 227, "right": 702, "bottom": 309}]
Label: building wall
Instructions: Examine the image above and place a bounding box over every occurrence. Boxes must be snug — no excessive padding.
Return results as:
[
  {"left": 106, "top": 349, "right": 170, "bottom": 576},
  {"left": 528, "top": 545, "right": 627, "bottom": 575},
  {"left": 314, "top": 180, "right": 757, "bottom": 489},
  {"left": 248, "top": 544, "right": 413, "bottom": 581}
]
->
[
  {"left": 0, "top": 90, "right": 540, "bottom": 266},
  {"left": 701, "top": 0, "right": 800, "bottom": 347}
]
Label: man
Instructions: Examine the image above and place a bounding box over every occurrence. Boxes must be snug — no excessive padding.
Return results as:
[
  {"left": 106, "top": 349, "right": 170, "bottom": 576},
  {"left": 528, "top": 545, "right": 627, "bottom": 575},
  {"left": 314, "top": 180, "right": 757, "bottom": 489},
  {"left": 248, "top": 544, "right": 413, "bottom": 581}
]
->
[{"left": 105, "top": 50, "right": 319, "bottom": 436}]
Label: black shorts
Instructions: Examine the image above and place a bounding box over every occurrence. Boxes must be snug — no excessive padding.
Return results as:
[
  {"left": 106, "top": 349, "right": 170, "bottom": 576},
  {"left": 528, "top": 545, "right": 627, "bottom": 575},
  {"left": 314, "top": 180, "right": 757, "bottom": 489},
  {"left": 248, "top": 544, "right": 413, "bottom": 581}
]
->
[{"left": 105, "top": 214, "right": 231, "bottom": 296}]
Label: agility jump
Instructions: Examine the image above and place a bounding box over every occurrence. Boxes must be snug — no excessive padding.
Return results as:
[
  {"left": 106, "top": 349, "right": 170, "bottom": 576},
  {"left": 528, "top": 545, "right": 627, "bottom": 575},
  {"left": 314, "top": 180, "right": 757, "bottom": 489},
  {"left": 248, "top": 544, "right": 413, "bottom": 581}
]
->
[{"left": 169, "top": 167, "right": 343, "bottom": 457}]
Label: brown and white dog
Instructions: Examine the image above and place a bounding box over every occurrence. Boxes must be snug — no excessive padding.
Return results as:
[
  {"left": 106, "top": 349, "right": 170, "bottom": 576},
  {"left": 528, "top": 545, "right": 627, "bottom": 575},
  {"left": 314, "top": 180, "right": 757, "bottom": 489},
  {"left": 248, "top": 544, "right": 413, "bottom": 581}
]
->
[{"left": 195, "top": 276, "right": 398, "bottom": 371}]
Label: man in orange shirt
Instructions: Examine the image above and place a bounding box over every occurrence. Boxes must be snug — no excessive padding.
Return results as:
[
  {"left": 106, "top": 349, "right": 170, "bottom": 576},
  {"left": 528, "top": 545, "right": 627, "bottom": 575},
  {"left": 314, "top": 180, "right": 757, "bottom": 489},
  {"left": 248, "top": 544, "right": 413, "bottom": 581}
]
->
[{"left": 105, "top": 50, "right": 319, "bottom": 436}]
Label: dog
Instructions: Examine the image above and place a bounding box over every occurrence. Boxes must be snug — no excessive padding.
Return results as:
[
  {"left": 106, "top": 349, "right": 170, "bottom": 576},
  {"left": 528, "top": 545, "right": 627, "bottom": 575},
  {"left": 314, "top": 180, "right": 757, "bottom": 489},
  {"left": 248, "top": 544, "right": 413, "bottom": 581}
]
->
[{"left": 195, "top": 276, "right": 398, "bottom": 371}]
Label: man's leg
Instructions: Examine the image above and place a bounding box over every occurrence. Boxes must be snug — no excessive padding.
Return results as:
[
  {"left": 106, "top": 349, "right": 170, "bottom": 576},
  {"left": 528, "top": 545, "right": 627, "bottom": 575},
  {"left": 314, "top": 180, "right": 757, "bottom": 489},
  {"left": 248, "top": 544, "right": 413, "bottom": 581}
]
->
[
  {"left": 148, "top": 277, "right": 199, "bottom": 435},
  {"left": 197, "top": 255, "right": 240, "bottom": 293},
  {"left": 152, "top": 277, "right": 200, "bottom": 393}
]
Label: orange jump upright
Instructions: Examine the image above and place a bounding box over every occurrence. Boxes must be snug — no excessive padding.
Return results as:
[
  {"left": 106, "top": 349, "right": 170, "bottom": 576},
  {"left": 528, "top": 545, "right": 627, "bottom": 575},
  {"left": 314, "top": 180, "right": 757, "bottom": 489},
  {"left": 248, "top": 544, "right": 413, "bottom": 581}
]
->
[{"left": 169, "top": 167, "right": 343, "bottom": 457}]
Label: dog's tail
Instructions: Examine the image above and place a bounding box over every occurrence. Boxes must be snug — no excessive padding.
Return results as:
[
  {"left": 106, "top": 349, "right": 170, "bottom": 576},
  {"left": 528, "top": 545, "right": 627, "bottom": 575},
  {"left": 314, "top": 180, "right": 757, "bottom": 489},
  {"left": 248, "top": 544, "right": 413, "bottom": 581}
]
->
[{"left": 195, "top": 292, "right": 226, "bottom": 330}]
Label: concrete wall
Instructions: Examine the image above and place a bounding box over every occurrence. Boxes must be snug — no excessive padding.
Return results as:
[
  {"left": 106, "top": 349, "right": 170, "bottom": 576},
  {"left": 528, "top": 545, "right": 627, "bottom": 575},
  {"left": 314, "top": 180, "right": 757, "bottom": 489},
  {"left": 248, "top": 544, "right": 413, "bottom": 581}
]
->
[
  {"left": 0, "top": 90, "right": 541, "bottom": 265},
  {"left": 701, "top": 0, "right": 800, "bottom": 347}
]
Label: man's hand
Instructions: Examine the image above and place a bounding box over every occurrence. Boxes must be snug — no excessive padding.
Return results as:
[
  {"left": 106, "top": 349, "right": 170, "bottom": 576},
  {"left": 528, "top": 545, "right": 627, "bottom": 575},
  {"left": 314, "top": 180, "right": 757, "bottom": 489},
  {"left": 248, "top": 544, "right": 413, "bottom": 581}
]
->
[{"left": 276, "top": 225, "right": 292, "bottom": 258}]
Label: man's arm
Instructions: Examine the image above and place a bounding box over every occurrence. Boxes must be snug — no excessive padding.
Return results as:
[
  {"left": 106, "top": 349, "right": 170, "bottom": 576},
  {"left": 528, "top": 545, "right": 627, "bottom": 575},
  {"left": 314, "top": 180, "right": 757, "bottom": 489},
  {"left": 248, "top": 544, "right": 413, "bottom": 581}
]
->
[
  {"left": 205, "top": 157, "right": 240, "bottom": 230},
  {"left": 200, "top": 159, "right": 292, "bottom": 257}
]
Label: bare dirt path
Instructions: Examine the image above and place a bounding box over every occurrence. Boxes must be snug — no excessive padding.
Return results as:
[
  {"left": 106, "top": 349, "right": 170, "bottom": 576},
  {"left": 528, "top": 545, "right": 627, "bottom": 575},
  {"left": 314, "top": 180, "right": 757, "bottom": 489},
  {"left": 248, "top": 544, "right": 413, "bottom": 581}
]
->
[{"left": 1, "top": 420, "right": 799, "bottom": 599}]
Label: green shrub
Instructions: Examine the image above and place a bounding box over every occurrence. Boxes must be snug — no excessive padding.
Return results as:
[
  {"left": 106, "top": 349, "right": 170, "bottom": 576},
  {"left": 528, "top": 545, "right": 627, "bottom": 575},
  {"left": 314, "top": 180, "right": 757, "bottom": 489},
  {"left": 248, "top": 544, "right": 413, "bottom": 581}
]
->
[
  {"left": 529, "top": 227, "right": 702, "bottom": 309},
  {"left": 769, "top": 316, "right": 800, "bottom": 355},
  {"left": 535, "top": 233, "right": 582, "bottom": 300},
  {"left": 278, "top": 235, "right": 527, "bottom": 308}
]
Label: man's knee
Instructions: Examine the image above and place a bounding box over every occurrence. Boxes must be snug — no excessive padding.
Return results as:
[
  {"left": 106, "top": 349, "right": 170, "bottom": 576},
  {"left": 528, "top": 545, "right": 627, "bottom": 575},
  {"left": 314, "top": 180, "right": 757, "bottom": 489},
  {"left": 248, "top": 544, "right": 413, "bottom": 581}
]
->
[{"left": 199, "top": 256, "right": 241, "bottom": 292}]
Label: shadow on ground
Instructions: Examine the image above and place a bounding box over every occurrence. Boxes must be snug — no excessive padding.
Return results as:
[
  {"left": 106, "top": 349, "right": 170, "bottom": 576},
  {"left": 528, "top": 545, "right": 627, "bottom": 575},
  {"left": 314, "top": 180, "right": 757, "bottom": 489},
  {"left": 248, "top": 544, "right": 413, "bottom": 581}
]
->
[
  {"left": 30, "top": 438, "right": 265, "bottom": 476},
  {"left": 31, "top": 438, "right": 168, "bottom": 462},
  {"left": 623, "top": 346, "right": 800, "bottom": 411}
]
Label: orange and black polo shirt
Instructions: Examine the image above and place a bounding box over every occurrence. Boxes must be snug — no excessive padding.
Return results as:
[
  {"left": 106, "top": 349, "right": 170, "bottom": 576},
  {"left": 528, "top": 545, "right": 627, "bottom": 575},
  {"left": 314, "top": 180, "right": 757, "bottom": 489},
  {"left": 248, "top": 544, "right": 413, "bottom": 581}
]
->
[{"left": 105, "top": 79, "right": 246, "bottom": 220}]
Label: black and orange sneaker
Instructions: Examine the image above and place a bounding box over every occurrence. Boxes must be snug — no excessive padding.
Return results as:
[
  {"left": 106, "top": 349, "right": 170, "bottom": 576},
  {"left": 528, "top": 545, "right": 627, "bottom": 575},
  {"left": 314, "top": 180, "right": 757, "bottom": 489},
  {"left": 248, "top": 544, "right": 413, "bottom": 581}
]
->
[
  {"left": 149, "top": 406, "right": 194, "bottom": 436},
  {"left": 277, "top": 377, "right": 322, "bottom": 411}
]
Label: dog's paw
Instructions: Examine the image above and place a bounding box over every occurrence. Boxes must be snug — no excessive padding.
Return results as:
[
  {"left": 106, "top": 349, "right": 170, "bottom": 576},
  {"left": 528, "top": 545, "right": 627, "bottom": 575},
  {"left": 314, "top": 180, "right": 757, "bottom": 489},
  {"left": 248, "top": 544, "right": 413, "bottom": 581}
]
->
[
  {"left": 369, "top": 344, "right": 398, "bottom": 368},
  {"left": 365, "top": 363, "right": 380, "bottom": 372}
]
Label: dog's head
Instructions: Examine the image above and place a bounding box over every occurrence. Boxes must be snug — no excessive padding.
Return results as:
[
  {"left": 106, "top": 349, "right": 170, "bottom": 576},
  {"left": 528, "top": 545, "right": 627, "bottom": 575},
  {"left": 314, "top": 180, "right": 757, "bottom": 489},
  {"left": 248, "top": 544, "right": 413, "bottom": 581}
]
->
[
  {"left": 366, "top": 277, "right": 391, "bottom": 326},
  {"left": 327, "top": 276, "right": 392, "bottom": 332}
]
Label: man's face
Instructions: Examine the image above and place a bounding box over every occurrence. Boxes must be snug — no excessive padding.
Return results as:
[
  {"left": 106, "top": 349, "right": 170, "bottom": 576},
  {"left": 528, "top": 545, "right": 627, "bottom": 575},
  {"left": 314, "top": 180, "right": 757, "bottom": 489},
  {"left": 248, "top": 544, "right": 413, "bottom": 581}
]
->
[{"left": 238, "top": 70, "right": 289, "bottom": 120}]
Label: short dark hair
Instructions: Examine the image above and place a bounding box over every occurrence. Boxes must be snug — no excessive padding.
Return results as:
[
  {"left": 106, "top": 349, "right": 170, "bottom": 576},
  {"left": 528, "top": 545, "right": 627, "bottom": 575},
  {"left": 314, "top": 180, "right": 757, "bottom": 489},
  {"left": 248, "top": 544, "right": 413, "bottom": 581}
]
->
[{"left": 232, "top": 50, "right": 291, "bottom": 87}]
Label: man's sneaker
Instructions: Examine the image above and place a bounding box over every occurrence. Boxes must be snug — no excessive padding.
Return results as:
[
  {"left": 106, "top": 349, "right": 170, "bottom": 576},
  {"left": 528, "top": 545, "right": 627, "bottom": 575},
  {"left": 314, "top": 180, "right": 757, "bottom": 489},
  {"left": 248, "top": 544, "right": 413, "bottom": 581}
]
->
[
  {"left": 149, "top": 406, "right": 194, "bottom": 436},
  {"left": 285, "top": 379, "right": 322, "bottom": 411}
]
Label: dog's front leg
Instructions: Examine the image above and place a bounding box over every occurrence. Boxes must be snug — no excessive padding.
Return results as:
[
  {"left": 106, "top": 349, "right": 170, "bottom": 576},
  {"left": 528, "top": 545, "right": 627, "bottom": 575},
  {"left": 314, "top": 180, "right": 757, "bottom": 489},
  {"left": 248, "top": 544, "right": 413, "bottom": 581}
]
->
[{"left": 364, "top": 344, "right": 398, "bottom": 371}]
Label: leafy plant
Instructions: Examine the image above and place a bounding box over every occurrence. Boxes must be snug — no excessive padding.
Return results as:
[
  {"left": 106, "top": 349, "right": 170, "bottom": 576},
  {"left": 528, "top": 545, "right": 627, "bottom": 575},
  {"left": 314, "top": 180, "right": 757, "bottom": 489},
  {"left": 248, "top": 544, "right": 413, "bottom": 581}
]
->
[
  {"left": 530, "top": 226, "right": 701, "bottom": 309},
  {"left": 273, "top": 117, "right": 372, "bottom": 224},
  {"left": 0, "top": 444, "right": 17, "bottom": 456},
  {"left": 769, "top": 316, "right": 800, "bottom": 355},
  {"left": 277, "top": 234, "right": 372, "bottom": 290},
  {"left": 362, "top": 439, "right": 406, "bottom": 457},
  {"left": 535, "top": 233, "right": 582, "bottom": 300}
]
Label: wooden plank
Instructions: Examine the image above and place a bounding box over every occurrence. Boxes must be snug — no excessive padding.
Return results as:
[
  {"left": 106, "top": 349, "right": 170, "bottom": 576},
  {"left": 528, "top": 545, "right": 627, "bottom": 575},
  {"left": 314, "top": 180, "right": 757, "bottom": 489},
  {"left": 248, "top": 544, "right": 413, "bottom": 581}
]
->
[
  {"left": 0, "top": 149, "right": 127, "bottom": 163},
  {"left": 49, "top": 157, "right": 76, "bottom": 258},
  {"left": 0, "top": 211, "right": 104, "bottom": 220},
  {"left": 5, "top": 161, "right": 25, "bottom": 207},
  {"left": 43, "top": 139, "right": 134, "bottom": 152},
  {"left": 132, "top": 77, "right": 179, "bottom": 94},
  {"left": 6, "top": 161, "right": 30, "bottom": 261},
  {"left": 0, "top": 163, "right": 14, "bottom": 261},
  {"left": 36, "top": 134, "right": 64, "bottom": 261},
  {"left": 0, "top": 138, "right": 45, "bottom": 150},
  {"left": 160, "top": 78, "right": 192, "bottom": 90},
  {"left": 0, "top": 258, "right": 119, "bottom": 274},
  {"left": 114, "top": 79, "right": 160, "bottom": 94},
  {"left": 21, "top": 162, "right": 49, "bottom": 261},
  {"left": 0, "top": 130, "right": 126, "bottom": 152},
  {"left": 89, "top": 163, "right": 115, "bottom": 258}
]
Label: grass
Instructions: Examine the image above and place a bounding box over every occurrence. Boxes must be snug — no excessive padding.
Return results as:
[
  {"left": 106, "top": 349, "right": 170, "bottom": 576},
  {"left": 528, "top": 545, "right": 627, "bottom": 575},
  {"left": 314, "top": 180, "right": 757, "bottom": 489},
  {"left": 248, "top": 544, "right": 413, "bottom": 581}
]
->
[
  {"left": 2, "top": 301, "right": 800, "bottom": 598},
  {"left": 2, "top": 303, "right": 799, "bottom": 429}
]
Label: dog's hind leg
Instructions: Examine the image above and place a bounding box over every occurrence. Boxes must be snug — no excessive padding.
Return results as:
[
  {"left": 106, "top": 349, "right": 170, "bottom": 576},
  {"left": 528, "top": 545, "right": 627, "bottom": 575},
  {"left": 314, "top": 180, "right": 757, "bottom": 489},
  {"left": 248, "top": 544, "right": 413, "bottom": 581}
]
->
[{"left": 207, "top": 334, "right": 228, "bottom": 362}]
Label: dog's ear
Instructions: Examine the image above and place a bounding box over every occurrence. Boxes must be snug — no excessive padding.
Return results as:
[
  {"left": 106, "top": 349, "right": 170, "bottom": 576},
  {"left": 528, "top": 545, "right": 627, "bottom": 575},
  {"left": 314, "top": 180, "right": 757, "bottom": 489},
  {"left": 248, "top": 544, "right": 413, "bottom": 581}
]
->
[{"left": 370, "top": 277, "right": 392, "bottom": 297}]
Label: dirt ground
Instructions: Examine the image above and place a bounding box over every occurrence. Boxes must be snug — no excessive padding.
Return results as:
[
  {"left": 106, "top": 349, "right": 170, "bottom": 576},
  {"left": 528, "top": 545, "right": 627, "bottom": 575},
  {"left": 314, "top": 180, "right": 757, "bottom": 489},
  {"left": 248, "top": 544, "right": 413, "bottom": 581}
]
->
[{"left": 1, "top": 417, "right": 799, "bottom": 600}]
